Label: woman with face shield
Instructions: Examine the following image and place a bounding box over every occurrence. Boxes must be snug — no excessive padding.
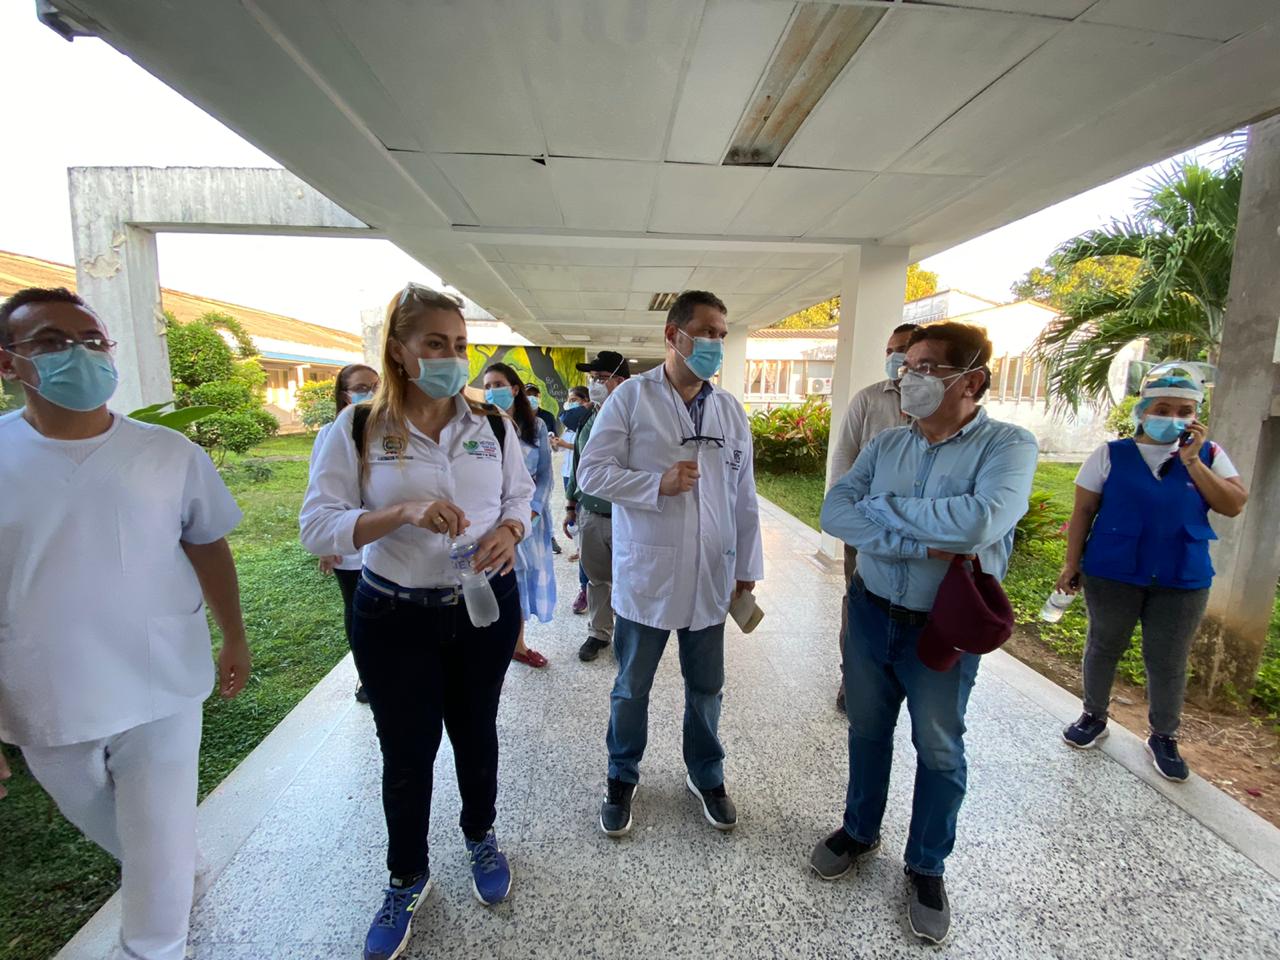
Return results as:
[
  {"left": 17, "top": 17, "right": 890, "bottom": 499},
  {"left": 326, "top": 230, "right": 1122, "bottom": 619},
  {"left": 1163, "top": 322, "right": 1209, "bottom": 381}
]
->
[{"left": 1057, "top": 362, "right": 1248, "bottom": 782}]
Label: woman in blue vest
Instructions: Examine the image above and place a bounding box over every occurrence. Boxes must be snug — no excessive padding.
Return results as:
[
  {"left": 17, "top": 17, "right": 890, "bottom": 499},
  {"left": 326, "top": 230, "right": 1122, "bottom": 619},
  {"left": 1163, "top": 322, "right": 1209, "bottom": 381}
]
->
[{"left": 1055, "top": 363, "right": 1247, "bottom": 781}]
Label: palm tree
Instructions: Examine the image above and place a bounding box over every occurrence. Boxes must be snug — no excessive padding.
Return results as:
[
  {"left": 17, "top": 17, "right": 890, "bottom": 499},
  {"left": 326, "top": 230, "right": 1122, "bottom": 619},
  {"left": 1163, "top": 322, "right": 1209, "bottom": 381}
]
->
[{"left": 1032, "top": 155, "right": 1243, "bottom": 411}]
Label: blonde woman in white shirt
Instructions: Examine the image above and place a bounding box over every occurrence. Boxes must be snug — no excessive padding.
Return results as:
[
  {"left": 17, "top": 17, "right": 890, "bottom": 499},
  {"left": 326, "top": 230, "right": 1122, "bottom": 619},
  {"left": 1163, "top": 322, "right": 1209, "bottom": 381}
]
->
[{"left": 300, "top": 284, "right": 533, "bottom": 960}]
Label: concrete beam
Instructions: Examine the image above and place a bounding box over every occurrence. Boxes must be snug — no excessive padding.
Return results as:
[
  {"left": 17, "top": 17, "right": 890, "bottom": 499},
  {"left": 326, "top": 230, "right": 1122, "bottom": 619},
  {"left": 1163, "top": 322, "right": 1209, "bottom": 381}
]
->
[
  {"left": 820, "top": 245, "right": 909, "bottom": 558},
  {"left": 1193, "top": 116, "right": 1280, "bottom": 702},
  {"left": 67, "top": 167, "right": 374, "bottom": 414}
]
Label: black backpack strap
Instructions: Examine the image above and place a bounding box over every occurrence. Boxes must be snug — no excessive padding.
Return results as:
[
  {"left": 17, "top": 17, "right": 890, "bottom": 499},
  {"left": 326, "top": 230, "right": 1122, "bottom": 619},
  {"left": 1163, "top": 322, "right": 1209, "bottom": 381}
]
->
[
  {"left": 351, "top": 404, "right": 371, "bottom": 463},
  {"left": 486, "top": 413, "right": 506, "bottom": 459}
]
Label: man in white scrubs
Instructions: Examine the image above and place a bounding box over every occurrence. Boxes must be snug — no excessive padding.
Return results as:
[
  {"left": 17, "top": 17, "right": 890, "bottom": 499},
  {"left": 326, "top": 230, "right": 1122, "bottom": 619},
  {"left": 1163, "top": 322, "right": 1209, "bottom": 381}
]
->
[
  {"left": 578, "top": 290, "right": 763, "bottom": 838},
  {"left": 0, "top": 288, "right": 250, "bottom": 960}
]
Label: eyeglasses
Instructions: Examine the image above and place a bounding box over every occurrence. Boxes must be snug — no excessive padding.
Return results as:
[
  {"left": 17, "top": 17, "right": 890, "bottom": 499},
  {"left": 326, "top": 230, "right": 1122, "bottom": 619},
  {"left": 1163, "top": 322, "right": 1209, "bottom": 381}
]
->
[
  {"left": 897, "top": 361, "right": 972, "bottom": 379},
  {"left": 679, "top": 433, "right": 724, "bottom": 449},
  {"left": 8, "top": 332, "right": 117, "bottom": 356}
]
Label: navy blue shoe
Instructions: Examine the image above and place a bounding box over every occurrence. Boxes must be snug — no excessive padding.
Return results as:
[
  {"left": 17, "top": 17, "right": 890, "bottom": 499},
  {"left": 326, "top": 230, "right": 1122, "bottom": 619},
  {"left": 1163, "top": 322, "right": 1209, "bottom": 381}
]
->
[
  {"left": 364, "top": 875, "right": 430, "bottom": 960},
  {"left": 1147, "top": 734, "right": 1190, "bottom": 782},
  {"left": 1063, "top": 712, "right": 1108, "bottom": 749},
  {"left": 465, "top": 829, "right": 512, "bottom": 905}
]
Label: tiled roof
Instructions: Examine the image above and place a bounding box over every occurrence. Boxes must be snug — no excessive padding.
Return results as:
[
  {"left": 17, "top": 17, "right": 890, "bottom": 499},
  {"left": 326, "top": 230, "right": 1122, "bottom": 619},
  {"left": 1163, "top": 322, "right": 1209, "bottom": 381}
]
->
[
  {"left": 749, "top": 328, "right": 840, "bottom": 340},
  {"left": 0, "top": 249, "right": 362, "bottom": 352}
]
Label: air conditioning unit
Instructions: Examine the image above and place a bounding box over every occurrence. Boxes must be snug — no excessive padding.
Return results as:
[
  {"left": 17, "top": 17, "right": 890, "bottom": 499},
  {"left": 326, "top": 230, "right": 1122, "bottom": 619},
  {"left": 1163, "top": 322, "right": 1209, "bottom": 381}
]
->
[{"left": 807, "top": 377, "right": 832, "bottom": 395}]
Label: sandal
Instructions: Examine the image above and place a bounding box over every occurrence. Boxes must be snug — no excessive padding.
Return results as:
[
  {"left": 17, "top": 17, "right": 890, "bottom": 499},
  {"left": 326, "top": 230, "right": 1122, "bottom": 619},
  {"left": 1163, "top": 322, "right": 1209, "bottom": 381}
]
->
[{"left": 513, "top": 648, "right": 549, "bottom": 669}]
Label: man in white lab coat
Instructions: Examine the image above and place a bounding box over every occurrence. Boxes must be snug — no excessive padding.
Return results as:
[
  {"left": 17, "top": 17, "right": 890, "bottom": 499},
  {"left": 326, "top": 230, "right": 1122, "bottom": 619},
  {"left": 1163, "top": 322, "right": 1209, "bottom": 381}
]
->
[
  {"left": 578, "top": 290, "right": 763, "bottom": 838},
  {"left": 0, "top": 288, "right": 251, "bottom": 960}
]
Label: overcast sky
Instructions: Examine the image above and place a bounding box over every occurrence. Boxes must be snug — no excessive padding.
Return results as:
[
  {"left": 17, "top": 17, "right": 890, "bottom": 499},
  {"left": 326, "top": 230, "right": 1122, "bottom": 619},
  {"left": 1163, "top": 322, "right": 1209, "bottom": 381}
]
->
[{"left": 0, "top": 3, "right": 1225, "bottom": 333}]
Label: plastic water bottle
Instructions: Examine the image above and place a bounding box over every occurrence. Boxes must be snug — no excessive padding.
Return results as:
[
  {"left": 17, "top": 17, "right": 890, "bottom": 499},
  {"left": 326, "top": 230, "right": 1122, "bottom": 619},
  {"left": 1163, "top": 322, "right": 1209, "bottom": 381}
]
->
[
  {"left": 566, "top": 521, "right": 578, "bottom": 539},
  {"left": 1039, "top": 590, "right": 1075, "bottom": 623},
  {"left": 449, "top": 537, "right": 500, "bottom": 628}
]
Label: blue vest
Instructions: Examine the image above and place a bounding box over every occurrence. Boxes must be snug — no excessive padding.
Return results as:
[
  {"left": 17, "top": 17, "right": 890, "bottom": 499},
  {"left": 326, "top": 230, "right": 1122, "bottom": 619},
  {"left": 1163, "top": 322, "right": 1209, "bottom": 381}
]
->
[{"left": 1081, "top": 439, "right": 1217, "bottom": 590}]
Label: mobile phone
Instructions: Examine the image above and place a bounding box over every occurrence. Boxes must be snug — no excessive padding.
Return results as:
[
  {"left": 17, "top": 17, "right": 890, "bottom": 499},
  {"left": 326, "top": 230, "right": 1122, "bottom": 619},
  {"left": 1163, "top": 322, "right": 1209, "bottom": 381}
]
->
[{"left": 1178, "top": 430, "right": 1194, "bottom": 447}]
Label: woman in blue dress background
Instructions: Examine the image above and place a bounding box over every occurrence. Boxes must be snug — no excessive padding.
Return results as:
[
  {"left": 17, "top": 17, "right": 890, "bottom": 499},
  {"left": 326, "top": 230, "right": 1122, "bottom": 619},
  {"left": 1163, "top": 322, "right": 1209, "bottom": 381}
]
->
[{"left": 483, "top": 362, "right": 555, "bottom": 668}]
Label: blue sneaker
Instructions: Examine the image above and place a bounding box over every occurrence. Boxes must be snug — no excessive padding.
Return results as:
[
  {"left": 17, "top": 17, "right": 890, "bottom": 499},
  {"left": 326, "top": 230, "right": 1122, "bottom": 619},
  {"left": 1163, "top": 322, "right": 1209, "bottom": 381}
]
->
[
  {"left": 363, "top": 875, "right": 430, "bottom": 960},
  {"left": 1063, "top": 711, "right": 1108, "bottom": 749},
  {"left": 465, "top": 830, "right": 512, "bottom": 905},
  {"left": 1147, "top": 734, "right": 1190, "bottom": 782}
]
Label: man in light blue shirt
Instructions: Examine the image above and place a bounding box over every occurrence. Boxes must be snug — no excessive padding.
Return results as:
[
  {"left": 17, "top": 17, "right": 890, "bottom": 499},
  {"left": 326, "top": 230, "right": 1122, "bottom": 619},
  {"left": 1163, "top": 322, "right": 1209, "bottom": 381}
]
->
[{"left": 810, "top": 322, "right": 1037, "bottom": 946}]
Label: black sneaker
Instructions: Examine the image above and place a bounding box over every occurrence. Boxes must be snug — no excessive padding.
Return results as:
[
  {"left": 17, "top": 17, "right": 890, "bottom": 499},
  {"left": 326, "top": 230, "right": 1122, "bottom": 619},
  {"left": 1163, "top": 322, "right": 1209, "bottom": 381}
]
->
[
  {"left": 809, "top": 827, "right": 880, "bottom": 880},
  {"left": 552, "top": 538, "right": 562, "bottom": 555},
  {"left": 578, "top": 636, "right": 610, "bottom": 662},
  {"left": 355, "top": 683, "right": 370, "bottom": 704},
  {"left": 905, "top": 867, "right": 951, "bottom": 944},
  {"left": 835, "top": 685, "right": 846, "bottom": 714},
  {"left": 685, "top": 774, "right": 737, "bottom": 831},
  {"left": 1062, "top": 711, "right": 1107, "bottom": 749},
  {"left": 600, "top": 777, "right": 637, "bottom": 837},
  {"left": 1147, "top": 734, "right": 1190, "bottom": 782}
]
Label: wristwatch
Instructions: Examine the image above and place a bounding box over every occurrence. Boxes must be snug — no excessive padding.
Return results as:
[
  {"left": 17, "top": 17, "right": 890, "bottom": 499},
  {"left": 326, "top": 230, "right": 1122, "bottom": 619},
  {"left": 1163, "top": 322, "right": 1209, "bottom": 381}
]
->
[{"left": 498, "top": 519, "right": 525, "bottom": 544}]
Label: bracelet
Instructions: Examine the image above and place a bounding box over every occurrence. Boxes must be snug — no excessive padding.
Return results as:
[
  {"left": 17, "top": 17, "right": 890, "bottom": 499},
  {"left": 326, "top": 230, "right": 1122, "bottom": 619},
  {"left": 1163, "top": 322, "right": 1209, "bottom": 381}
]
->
[{"left": 499, "top": 519, "right": 525, "bottom": 544}]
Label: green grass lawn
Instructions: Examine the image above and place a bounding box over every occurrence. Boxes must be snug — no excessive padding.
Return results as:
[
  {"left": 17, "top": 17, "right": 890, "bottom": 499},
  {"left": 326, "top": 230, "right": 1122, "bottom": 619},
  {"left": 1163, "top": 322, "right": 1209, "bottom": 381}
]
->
[{"left": 0, "top": 432, "right": 348, "bottom": 960}]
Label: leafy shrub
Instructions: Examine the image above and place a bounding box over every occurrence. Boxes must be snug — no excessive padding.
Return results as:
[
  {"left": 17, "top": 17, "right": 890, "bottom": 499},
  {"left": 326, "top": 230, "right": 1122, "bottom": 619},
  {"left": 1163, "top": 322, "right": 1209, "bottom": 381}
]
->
[
  {"left": 219, "top": 458, "right": 275, "bottom": 485},
  {"left": 1105, "top": 396, "right": 1138, "bottom": 438},
  {"left": 190, "top": 380, "right": 254, "bottom": 412},
  {"left": 247, "top": 406, "right": 280, "bottom": 439},
  {"left": 297, "top": 379, "right": 337, "bottom": 430},
  {"left": 749, "top": 397, "right": 831, "bottom": 474},
  {"left": 192, "top": 411, "right": 273, "bottom": 457},
  {"left": 167, "top": 321, "right": 235, "bottom": 388},
  {"left": 1015, "top": 491, "right": 1065, "bottom": 548}
]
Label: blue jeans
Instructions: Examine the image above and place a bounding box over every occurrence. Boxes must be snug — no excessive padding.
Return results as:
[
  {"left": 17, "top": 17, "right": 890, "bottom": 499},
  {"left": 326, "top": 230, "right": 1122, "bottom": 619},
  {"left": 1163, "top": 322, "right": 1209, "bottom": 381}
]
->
[
  {"left": 563, "top": 476, "right": 588, "bottom": 588},
  {"left": 606, "top": 615, "right": 726, "bottom": 789},
  {"left": 843, "top": 578, "right": 979, "bottom": 876}
]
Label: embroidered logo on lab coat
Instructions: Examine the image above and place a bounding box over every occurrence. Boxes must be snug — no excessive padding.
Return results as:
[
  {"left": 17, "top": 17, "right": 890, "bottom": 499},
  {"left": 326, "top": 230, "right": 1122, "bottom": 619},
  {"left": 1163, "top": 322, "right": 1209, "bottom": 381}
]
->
[
  {"left": 727, "top": 449, "right": 744, "bottom": 471},
  {"left": 463, "top": 438, "right": 500, "bottom": 461}
]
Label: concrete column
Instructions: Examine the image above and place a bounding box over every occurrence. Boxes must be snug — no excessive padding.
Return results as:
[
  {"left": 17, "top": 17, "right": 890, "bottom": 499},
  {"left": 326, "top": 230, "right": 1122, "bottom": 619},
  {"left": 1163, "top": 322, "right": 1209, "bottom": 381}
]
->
[
  {"left": 820, "top": 245, "right": 909, "bottom": 558},
  {"left": 68, "top": 213, "right": 170, "bottom": 415},
  {"left": 722, "top": 325, "right": 749, "bottom": 402},
  {"left": 361, "top": 307, "right": 385, "bottom": 371},
  {"left": 1192, "top": 116, "right": 1280, "bottom": 703}
]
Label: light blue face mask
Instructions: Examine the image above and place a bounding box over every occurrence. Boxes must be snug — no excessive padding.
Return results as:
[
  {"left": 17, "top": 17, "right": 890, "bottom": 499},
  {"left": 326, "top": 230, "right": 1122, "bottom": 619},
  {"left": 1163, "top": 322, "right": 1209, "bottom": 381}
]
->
[
  {"left": 528, "top": 396, "right": 541, "bottom": 410},
  {"left": 675, "top": 330, "right": 724, "bottom": 381},
  {"left": 348, "top": 390, "right": 373, "bottom": 406},
  {"left": 885, "top": 351, "right": 908, "bottom": 381},
  {"left": 1143, "top": 415, "right": 1191, "bottom": 444},
  {"left": 29, "top": 345, "right": 119, "bottom": 412},
  {"left": 484, "top": 386, "right": 514, "bottom": 410},
  {"left": 410, "top": 357, "right": 469, "bottom": 399},
  {"left": 564, "top": 400, "right": 581, "bottom": 410}
]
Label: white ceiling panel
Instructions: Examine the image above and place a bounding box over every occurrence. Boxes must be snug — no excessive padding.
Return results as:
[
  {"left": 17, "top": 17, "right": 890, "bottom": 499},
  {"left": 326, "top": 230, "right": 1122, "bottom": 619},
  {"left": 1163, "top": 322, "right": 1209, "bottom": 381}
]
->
[
  {"left": 579, "top": 292, "right": 629, "bottom": 309},
  {"left": 781, "top": 8, "right": 1059, "bottom": 172},
  {"left": 649, "top": 164, "right": 768, "bottom": 234},
  {"left": 766, "top": 252, "right": 842, "bottom": 270},
  {"left": 626, "top": 292, "right": 653, "bottom": 310},
  {"left": 893, "top": 23, "right": 1218, "bottom": 176},
  {"left": 583, "top": 308, "right": 626, "bottom": 321},
  {"left": 634, "top": 249, "right": 701, "bottom": 267},
  {"left": 808, "top": 173, "right": 979, "bottom": 238},
  {"left": 734, "top": 268, "right": 811, "bottom": 295},
  {"left": 727, "top": 168, "right": 876, "bottom": 236},
  {"left": 435, "top": 154, "right": 562, "bottom": 227},
  {"left": 533, "top": 290, "right": 583, "bottom": 310},
  {"left": 688, "top": 266, "right": 746, "bottom": 290},
  {"left": 512, "top": 0, "right": 702, "bottom": 160},
  {"left": 510, "top": 263, "right": 581, "bottom": 290},
  {"left": 699, "top": 250, "right": 776, "bottom": 268},
  {"left": 1081, "top": 0, "right": 1277, "bottom": 42},
  {"left": 571, "top": 267, "right": 634, "bottom": 292},
  {"left": 547, "top": 158, "right": 659, "bottom": 231},
  {"left": 328, "top": 0, "right": 545, "bottom": 154},
  {"left": 632, "top": 266, "right": 695, "bottom": 290},
  {"left": 666, "top": 0, "right": 795, "bottom": 163},
  {"left": 907, "top": 0, "right": 1092, "bottom": 15}
]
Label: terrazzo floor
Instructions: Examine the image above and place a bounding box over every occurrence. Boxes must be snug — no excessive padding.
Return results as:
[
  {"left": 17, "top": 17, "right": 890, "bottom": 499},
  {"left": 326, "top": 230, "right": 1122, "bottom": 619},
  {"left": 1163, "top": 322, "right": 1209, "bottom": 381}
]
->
[{"left": 184, "top": 495, "right": 1280, "bottom": 960}]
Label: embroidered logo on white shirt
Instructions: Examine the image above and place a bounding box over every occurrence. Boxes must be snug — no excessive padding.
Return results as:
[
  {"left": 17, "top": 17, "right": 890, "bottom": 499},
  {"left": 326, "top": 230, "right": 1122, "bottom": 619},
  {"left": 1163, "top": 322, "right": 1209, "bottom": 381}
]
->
[{"left": 463, "top": 438, "right": 500, "bottom": 461}]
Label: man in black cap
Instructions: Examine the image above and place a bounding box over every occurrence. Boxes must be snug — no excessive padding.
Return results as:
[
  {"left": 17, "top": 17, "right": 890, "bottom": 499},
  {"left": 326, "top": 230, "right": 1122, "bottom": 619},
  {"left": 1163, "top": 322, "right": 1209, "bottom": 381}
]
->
[{"left": 564, "top": 351, "right": 630, "bottom": 661}]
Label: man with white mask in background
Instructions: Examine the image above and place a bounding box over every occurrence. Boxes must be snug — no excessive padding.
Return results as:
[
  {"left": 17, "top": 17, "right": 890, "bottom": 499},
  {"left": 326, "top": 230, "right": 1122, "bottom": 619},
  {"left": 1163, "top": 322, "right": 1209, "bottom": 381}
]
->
[
  {"left": 828, "top": 322, "right": 918, "bottom": 713},
  {"left": 0, "top": 287, "right": 250, "bottom": 960},
  {"left": 578, "top": 290, "right": 763, "bottom": 838}
]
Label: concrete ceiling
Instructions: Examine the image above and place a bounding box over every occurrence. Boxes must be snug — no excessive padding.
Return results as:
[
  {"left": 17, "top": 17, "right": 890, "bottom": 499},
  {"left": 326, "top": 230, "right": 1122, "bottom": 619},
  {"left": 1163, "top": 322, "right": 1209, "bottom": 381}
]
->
[{"left": 44, "top": 0, "right": 1280, "bottom": 346}]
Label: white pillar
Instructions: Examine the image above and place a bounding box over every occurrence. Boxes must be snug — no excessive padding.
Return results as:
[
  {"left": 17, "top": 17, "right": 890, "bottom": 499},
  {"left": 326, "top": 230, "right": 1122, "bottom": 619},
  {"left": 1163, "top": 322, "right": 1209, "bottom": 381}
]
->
[
  {"left": 722, "top": 325, "right": 749, "bottom": 402},
  {"left": 361, "top": 307, "right": 385, "bottom": 371},
  {"left": 820, "top": 245, "right": 910, "bottom": 559}
]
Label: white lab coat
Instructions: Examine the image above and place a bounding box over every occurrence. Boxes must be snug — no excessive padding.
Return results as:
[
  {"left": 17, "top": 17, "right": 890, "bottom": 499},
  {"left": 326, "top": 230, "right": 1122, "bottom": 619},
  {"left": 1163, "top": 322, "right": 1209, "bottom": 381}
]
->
[{"left": 577, "top": 365, "right": 764, "bottom": 632}]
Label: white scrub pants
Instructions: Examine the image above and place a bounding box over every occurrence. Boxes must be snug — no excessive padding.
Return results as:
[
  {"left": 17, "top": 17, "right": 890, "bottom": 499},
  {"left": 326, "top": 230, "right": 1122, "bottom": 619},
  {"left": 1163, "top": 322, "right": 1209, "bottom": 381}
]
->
[{"left": 21, "top": 705, "right": 202, "bottom": 960}]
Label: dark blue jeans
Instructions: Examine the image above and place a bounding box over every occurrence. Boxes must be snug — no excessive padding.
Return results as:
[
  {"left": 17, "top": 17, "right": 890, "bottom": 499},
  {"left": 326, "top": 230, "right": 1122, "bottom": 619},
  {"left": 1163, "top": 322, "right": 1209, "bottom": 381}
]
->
[
  {"left": 843, "top": 577, "right": 979, "bottom": 876},
  {"left": 606, "top": 615, "right": 726, "bottom": 789}
]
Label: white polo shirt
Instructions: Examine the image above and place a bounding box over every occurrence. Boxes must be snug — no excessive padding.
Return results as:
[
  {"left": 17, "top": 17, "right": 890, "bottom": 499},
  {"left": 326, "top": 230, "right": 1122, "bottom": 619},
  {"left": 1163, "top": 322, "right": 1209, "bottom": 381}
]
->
[
  {"left": 300, "top": 397, "right": 535, "bottom": 589},
  {"left": 0, "top": 411, "right": 242, "bottom": 747}
]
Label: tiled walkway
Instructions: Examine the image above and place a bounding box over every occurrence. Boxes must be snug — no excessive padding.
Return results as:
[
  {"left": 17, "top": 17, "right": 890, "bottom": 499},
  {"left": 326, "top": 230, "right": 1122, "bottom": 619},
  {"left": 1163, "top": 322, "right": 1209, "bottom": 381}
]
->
[{"left": 62, "top": 495, "right": 1280, "bottom": 959}]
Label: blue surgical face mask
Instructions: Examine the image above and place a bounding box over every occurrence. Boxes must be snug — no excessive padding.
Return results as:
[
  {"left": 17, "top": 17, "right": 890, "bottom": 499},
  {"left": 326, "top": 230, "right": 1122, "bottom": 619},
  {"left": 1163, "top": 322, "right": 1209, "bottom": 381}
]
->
[
  {"left": 564, "top": 400, "right": 581, "bottom": 410},
  {"left": 484, "top": 386, "right": 514, "bottom": 410},
  {"left": 348, "top": 390, "right": 373, "bottom": 405},
  {"left": 410, "top": 357, "right": 469, "bottom": 400},
  {"left": 1143, "top": 415, "right": 1191, "bottom": 444},
  {"left": 28, "top": 345, "right": 119, "bottom": 412},
  {"left": 885, "top": 351, "right": 908, "bottom": 381},
  {"left": 528, "top": 396, "right": 540, "bottom": 410},
  {"left": 675, "top": 330, "right": 724, "bottom": 381}
]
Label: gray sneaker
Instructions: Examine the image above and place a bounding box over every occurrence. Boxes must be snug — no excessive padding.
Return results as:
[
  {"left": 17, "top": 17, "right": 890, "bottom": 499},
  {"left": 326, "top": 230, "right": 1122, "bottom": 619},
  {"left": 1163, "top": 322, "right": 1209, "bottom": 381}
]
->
[
  {"left": 905, "top": 867, "right": 950, "bottom": 944},
  {"left": 809, "top": 827, "right": 880, "bottom": 880}
]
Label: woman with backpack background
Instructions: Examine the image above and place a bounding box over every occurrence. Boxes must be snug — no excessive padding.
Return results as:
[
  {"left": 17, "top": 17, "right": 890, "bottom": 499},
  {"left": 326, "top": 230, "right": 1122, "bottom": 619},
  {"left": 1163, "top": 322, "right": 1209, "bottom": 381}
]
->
[
  {"left": 483, "top": 362, "right": 554, "bottom": 669},
  {"left": 300, "top": 284, "right": 533, "bottom": 960},
  {"left": 310, "top": 362, "right": 379, "bottom": 702},
  {"left": 1056, "top": 362, "right": 1247, "bottom": 782}
]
